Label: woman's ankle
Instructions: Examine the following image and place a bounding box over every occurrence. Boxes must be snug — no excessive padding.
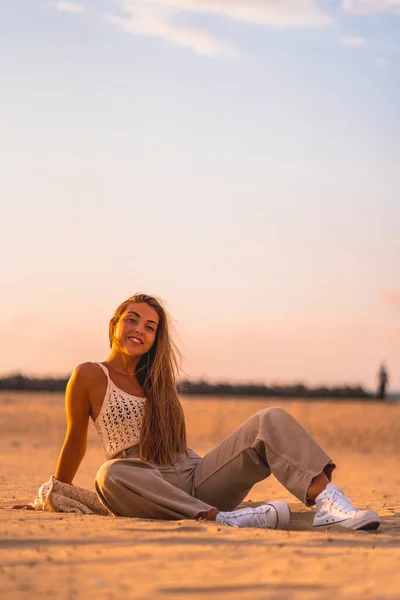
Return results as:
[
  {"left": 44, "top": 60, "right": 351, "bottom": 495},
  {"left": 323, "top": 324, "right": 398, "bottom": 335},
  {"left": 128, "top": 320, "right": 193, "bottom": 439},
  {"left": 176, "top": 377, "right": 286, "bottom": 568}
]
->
[
  {"left": 195, "top": 508, "right": 219, "bottom": 521},
  {"left": 307, "top": 472, "right": 329, "bottom": 503}
]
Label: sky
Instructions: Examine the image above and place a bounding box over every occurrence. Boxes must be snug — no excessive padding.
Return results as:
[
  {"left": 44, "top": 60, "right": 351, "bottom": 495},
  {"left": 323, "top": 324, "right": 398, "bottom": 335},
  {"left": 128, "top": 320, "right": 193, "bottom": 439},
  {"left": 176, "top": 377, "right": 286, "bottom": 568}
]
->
[{"left": 1, "top": 0, "right": 399, "bottom": 391}]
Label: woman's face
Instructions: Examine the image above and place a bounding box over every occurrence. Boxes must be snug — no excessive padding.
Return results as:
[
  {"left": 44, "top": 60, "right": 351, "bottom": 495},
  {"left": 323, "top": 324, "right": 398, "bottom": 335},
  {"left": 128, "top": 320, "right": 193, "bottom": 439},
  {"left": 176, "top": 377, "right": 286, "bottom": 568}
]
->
[{"left": 113, "top": 302, "right": 159, "bottom": 357}]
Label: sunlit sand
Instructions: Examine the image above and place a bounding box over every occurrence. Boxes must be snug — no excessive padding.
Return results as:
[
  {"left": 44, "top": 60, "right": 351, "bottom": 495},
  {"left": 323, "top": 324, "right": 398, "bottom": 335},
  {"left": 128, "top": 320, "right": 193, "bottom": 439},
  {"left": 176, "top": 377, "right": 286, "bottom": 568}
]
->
[{"left": 1, "top": 393, "right": 399, "bottom": 599}]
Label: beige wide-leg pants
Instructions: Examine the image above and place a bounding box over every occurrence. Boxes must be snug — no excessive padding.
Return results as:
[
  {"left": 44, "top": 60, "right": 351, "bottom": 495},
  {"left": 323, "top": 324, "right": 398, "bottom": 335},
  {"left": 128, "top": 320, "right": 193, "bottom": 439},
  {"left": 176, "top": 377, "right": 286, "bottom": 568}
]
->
[{"left": 95, "top": 407, "right": 335, "bottom": 520}]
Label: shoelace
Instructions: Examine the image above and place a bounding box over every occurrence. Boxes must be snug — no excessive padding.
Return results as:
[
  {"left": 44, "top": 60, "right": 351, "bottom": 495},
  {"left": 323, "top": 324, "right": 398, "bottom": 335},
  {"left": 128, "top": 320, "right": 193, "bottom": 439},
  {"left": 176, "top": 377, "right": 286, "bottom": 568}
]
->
[
  {"left": 223, "top": 505, "right": 272, "bottom": 527},
  {"left": 325, "top": 487, "right": 358, "bottom": 516}
]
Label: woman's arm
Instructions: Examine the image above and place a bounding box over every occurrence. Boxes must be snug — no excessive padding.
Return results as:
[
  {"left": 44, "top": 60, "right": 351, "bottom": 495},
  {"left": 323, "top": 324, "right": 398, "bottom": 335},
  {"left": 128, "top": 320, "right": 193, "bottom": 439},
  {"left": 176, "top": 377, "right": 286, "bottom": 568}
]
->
[
  {"left": 54, "top": 363, "right": 92, "bottom": 484},
  {"left": 13, "top": 364, "right": 92, "bottom": 508}
]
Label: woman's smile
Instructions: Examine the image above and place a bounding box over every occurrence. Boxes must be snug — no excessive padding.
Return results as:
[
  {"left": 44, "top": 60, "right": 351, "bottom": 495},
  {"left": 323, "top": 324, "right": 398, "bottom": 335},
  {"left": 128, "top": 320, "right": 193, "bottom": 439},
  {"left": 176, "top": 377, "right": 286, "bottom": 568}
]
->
[{"left": 127, "top": 335, "right": 143, "bottom": 346}]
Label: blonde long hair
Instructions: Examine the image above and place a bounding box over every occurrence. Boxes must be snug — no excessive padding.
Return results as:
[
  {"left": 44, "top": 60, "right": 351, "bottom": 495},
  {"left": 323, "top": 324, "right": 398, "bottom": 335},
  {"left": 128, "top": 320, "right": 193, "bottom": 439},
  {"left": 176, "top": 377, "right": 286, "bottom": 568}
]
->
[{"left": 109, "top": 294, "right": 187, "bottom": 464}]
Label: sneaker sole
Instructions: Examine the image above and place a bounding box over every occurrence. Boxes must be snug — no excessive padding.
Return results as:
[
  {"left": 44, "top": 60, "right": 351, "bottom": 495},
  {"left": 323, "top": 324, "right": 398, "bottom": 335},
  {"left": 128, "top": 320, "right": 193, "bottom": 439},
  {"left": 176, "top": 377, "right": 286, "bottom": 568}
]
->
[
  {"left": 341, "top": 510, "right": 380, "bottom": 531},
  {"left": 268, "top": 501, "right": 291, "bottom": 530},
  {"left": 314, "top": 510, "right": 380, "bottom": 531}
]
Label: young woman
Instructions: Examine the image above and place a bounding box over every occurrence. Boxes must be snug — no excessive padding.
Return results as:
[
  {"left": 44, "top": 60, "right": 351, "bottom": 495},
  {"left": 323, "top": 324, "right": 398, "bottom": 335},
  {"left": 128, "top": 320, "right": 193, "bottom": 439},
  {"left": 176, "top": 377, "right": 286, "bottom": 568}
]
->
[{"left": 15, "top": 294, "right": 380, "bottom": 530}]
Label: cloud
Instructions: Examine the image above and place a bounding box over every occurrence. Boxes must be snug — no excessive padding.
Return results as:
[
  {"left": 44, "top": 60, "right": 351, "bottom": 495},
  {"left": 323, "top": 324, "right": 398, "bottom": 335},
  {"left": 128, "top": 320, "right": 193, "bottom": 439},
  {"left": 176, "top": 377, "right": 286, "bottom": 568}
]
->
[
  {"left": 107, "top": 11, "right": 236, "bottom": 57},
  {"left": 341, "top": 0, "right": 400, "bottom": 14},
  {"left": 381, "top": 289, "right": 400, "bottom": 308},
  {"left": 107, "top": 1, "right": 332, "bottom": 57},
  {"left": 134, "top": 0, "right": 333, "bottom": 28},
  {"left": 48, "top": 1, "right": 85, "bottom": 14},
  {"left": 341, "top": 35, "right": 366, "bottom": 46}
]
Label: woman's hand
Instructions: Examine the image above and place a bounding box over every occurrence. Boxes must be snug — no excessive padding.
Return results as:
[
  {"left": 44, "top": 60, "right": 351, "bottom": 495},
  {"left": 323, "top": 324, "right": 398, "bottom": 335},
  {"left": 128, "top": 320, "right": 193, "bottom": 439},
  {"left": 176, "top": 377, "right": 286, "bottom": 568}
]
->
[{"left": 12, "top": 504, "right": 35, "bottom": 510}]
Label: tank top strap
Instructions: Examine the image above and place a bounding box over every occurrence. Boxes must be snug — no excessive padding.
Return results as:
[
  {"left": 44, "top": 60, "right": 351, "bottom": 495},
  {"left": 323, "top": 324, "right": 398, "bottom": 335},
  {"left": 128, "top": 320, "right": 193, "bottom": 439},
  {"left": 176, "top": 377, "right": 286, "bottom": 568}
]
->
[{"left": 95, "top": 362, "right": 111, "bottom": 382}]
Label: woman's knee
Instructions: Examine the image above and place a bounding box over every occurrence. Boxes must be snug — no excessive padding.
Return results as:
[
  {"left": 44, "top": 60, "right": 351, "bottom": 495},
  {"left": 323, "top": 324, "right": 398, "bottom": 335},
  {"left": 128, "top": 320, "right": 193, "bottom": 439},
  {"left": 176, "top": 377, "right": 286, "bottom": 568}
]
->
[{"left": 259, "top": 406, "right": 289, "bottom": 423}]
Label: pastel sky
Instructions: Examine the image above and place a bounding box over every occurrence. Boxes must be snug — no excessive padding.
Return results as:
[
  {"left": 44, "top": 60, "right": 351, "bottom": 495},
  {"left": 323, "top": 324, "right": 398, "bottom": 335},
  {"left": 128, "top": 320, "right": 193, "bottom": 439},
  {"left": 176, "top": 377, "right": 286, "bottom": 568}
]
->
[{"left": 1, "top": 0, "right": 399, "bottom": 390}]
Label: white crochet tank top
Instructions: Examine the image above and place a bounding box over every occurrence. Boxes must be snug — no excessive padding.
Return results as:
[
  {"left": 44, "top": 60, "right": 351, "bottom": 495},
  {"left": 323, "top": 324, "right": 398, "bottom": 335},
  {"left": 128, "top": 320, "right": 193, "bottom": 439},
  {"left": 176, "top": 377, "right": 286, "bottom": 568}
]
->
[{"left": 94, "top": 362, "right": 146, "bottom": 459}]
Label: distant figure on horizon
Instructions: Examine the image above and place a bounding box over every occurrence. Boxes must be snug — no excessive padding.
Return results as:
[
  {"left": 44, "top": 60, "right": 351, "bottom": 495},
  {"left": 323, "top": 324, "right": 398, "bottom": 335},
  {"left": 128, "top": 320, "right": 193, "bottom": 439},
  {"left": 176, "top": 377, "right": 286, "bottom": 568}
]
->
[{"left": 377, "top": 363, "right": 389, "bottom": 400}]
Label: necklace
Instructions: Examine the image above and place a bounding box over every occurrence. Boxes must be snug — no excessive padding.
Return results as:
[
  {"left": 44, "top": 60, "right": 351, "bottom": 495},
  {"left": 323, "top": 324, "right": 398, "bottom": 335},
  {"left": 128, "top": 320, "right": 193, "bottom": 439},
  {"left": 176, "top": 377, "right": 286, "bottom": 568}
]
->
[{"left": 106, "top": 363, "right": 137, "bottom": 377}]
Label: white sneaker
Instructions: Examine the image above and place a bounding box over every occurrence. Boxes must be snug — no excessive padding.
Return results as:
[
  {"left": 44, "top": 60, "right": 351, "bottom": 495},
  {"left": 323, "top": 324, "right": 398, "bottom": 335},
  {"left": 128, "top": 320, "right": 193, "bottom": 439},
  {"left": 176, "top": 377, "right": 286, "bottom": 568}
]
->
[
  {"left": 313, "top": 483, "right": 380, "bottom": 530},
  {"left": 215, "top": 501, "right": 290, "bottom": 530}
]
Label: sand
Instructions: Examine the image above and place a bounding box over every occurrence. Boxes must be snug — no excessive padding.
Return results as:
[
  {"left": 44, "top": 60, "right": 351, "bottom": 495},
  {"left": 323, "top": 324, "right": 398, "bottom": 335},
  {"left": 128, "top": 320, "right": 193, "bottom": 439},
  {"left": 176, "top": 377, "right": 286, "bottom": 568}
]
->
[{"left": 1, "top": 392, "right": 399, "bottom": 599}]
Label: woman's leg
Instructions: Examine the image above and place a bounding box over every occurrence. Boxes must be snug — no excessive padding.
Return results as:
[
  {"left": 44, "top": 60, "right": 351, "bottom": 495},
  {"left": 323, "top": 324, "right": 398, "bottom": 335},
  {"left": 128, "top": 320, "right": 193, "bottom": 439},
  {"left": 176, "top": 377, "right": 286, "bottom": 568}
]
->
[
  {"left": 193, "top": 406, "right": 335, "bottom": 509},
  {"left": 95, "top": 457, "right": 214, "bottom": 519},
  {"left": 193, "top": 407, "right": 380, "bottom": 531}
]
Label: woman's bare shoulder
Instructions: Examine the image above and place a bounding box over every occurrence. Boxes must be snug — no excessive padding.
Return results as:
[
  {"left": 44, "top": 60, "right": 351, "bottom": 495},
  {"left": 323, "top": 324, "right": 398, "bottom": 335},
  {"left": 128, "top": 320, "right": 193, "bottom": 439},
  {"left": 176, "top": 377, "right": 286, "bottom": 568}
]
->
[{"left": 72, "top": 362, "right": 105, "bottom": 384}]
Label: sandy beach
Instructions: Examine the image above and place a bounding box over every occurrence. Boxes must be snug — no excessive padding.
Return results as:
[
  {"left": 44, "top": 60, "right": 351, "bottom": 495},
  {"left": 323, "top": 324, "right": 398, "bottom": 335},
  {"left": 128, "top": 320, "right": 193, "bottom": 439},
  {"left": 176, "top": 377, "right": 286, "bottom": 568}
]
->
[{"left": 1, "top": 392, "right": 399, "bottom": 599}]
